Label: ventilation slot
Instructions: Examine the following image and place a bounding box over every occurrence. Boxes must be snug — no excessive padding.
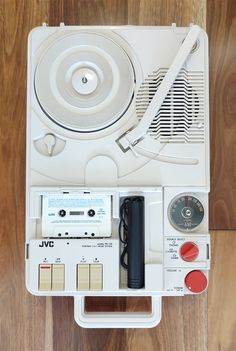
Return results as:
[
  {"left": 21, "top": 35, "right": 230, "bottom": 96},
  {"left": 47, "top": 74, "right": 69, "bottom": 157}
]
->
[{"left": 136, "top": 69, "right": 205, "bottom": 143}]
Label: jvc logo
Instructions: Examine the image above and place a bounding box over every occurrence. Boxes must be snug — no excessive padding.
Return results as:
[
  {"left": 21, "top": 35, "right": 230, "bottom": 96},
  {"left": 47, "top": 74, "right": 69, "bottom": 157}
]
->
[{"left": 39, "top": 241, "right": 54, "bottom": 248}]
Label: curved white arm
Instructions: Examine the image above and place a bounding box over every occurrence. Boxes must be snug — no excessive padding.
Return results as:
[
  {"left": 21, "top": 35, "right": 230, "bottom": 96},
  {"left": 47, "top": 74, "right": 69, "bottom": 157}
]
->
[{"left": 118, "top": 25, "right": 201, "bottom": 150}]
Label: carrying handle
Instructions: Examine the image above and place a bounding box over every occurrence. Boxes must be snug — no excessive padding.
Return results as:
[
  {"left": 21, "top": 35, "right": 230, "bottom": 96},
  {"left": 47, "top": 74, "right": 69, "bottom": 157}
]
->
[{"left": 74, "top": 295, "right": 162, "bottom": 329}]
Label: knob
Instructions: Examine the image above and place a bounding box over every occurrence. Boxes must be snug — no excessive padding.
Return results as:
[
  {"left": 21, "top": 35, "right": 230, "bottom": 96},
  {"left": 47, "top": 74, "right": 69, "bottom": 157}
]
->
[
  {"left": 88, "top": 209, "right": 95, "bottom": 217},
  {"left": 180, "top": 242, "right": 199, "bottom": 261},
  {"left": 43, "top": 133, "right": 56, "bottom": 156},
  {"left": 185, "top": 270, "right": 208, "bottom": 293},
  {"left": 72, "top": 68, "right": 98, "bottom": 95},
  {"left": 58, "top": 209, "right": 66, "bottom": 217}
]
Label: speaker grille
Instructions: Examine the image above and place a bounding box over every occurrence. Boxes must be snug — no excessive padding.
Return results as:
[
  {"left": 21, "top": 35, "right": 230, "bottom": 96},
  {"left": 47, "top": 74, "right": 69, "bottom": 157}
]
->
[{"left": 136, "top": 69, "right": 205, "bottom": 143}]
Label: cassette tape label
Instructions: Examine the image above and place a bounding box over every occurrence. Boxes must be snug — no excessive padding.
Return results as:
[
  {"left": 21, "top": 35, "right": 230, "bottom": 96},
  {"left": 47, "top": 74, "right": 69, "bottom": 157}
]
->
[
  {"left": 42, "top": 194, "right": 112, "bottom": 238},
  {"left": 47, "top": 197, "right": 107, "bottom": 209}
]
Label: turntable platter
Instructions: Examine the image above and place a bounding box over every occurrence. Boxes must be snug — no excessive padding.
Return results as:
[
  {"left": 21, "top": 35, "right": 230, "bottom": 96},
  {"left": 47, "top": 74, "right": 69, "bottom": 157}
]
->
[{"left": 34, "top": 32, "right": 135, "bottom": 132}]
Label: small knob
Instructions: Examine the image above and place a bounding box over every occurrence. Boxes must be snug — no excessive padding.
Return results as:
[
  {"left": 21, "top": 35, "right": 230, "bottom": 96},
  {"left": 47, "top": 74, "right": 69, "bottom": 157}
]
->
[
  {"left": 72, "top": 68, "right": 98, "bottom": 95},
  {"left": 88, "top": 209, "right": 95, "bottom": 217},
  {"left": 185, "top": 270, "right": 208, "bottom": 293},
  {"left": 58, "top": 209, "right": 66, "bottom": 217},
  {"left": 43, "top": 133, "right": 56, "bottom": 156},
  {"left": 180, "top": 242, "right": 199, "bottom": 261}
]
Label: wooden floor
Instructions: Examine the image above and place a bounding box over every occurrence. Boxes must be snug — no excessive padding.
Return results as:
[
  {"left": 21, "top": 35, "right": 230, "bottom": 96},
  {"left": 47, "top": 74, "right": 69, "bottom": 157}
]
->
[
  {"left": 0, "top": 0, "right": 236, "bottom": 350},
  {"left": 208, "top": 0, "right": 236, "bottom": 229}
]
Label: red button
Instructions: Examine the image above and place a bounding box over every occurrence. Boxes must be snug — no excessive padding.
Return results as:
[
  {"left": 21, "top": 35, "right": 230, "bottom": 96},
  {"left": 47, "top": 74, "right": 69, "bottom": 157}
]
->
[
  {"left": 180, "top": 242, "right": 199, "bottom": 261},
  {"left": 185, "top": 270, "right": 208, "bottom": 293}
]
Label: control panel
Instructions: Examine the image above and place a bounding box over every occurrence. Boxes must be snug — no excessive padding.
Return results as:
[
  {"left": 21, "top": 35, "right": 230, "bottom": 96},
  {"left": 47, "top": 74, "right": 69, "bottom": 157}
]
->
[
  {"left": 27, "top": 238, "right": 119, "bottom": 295},
  {"left": 77, "top": 264, "right": 103, "bottom": 291},
  {"left": 26, "top": 187, "right": 210, "bottom": 297},
  {"left": 163, "top": 188, "right": 210, "bottom": 294},
  {"left": 39, "top": 264, "right": 65, "bottom": 291}
]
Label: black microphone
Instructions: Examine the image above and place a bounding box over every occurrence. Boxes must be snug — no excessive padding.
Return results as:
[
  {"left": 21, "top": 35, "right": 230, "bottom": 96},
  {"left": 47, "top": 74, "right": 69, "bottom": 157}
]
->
[{"left": 127, "top": 196, "right": 145, "bottom": 289}]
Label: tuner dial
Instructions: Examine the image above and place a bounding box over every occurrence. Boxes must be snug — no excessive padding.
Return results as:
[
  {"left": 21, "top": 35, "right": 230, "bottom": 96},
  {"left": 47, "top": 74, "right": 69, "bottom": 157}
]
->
[
  {"left": 168, "top": 195, "right": 204, "bottom": 232},
  {"left": 185, "top": 270, "right": 208, "bottom": 293},
  {"left": 180, "top": 242, "right": 199, "bottom": 262}
]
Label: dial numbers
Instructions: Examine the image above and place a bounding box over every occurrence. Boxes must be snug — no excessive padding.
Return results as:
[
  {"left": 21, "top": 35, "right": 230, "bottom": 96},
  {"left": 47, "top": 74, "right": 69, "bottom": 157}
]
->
[{"left": 168, "top": 195, "right": 204, "bottom": 232}]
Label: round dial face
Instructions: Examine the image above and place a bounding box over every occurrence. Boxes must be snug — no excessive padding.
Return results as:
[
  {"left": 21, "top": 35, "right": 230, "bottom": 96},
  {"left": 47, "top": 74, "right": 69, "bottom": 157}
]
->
[{"left": 168, "top": 195, "right": 204, "bottom": 232}]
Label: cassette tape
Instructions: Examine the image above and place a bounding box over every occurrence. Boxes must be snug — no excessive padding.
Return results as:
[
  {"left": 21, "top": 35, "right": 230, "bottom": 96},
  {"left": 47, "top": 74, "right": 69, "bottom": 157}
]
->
[{"left": 42, "top": 194, "right": 112, "bottom": 238}]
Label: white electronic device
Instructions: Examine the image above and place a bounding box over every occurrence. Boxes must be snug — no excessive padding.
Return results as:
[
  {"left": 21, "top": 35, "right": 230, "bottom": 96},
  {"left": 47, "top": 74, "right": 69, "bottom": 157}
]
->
[{"left": 26, "top": 23, "right": 210, "bottom": 328}]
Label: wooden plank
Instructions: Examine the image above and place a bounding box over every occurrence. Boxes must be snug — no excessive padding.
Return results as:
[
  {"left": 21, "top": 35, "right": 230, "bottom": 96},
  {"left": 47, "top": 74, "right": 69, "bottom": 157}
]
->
[
  {"left": 48, "top": 0, "right": 127, "bottom": 26},
  {"left": 207, "top": 0, "right": 236, "bottom": 229},
  {"left": 128, "top": 0, "right": 206, "bottom": 28},
  {"left": 208, "top": 231, "right": 236, "bottom": 350},
  {"left": 0, "top": 1, "right": 49, "bottom": 350},
  {"left": 125, "top": 295, "right": 207, "bottom": 351}
]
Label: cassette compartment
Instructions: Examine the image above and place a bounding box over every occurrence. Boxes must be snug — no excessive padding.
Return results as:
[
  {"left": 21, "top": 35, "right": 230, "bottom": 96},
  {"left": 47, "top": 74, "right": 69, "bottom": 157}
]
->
[{"left": 26, "top": 187, "right": 164, "bottom": 295}]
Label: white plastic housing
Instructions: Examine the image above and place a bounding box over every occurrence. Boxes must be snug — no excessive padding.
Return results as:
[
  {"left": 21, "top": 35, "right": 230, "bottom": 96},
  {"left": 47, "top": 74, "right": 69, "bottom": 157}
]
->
[{"left": 26, "top": 24, "right": 210, "bottom": 328}]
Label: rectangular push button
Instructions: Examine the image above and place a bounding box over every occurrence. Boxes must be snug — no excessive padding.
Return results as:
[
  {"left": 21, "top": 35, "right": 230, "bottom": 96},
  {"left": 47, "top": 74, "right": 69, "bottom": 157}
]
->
[
  {"left": 90, "top": 264, "right": 103, "bottom": 291},
  {"left": 77, "top": 264, "right": 90, "bottom": 291},
  {"left": 39, "top": 264, "right": 52, "bottom": 291},
  {"left": 52, "top": 264, "right": 64, "bottom": 291}
]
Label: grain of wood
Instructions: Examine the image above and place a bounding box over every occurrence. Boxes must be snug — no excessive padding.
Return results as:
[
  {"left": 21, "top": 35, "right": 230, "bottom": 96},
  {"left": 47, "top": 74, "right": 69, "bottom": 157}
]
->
[
  {"left": 48, "top": 0, "right": 127, "bottom": 26},
  {"left": 128, "top": 0, "right": 206, "bottom": 28},
  {"left": 45, "top": 297, "right": 53, "bottom": 351},
  {"left": 85, "top": 296, "right": 151, "bottom": 312},
  {"left": 208, "top": 0, "right": 236, "bottom": 229},
  {"left": 0, "top": 0, "right": 47, "bottom": 350},
  {"left": 126, "top": 295, "right": 207, "bottom": 351},
  {"left": 208, "top": 231, "right": 236, "bottom": 351}
]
